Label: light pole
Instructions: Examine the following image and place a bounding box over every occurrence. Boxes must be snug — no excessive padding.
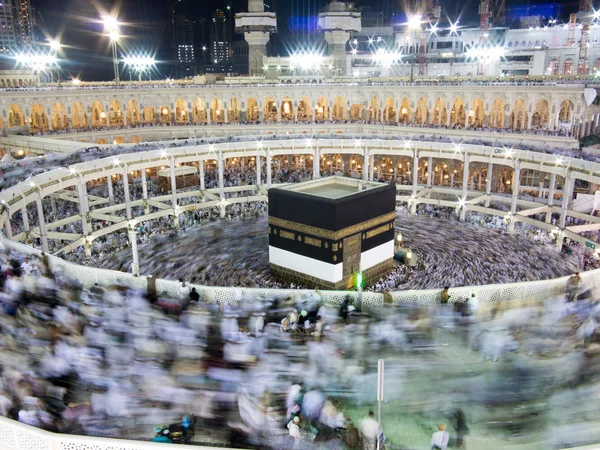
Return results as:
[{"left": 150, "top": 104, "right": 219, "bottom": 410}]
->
[{"left": 103, "top": 15, "right": 121, "bottom": 86}]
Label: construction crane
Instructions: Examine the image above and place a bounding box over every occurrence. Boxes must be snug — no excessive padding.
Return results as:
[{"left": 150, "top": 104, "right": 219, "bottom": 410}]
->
[
  {"left": 578, "top": 0, "right": 593, "bottom": 74},
  {"left": 407, "top": 0, "right": 440, "bottom": 76}
]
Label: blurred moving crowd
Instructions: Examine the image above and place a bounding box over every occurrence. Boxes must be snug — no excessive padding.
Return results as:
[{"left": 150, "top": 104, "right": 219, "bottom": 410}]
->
[{"left": 0, "top": 245, "right": 600, "bottom": 449}]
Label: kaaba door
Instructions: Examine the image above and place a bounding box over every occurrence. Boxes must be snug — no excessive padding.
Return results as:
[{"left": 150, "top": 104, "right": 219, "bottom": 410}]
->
[{"left": 343, "top": 234, "right": 361, "bottom": 289}]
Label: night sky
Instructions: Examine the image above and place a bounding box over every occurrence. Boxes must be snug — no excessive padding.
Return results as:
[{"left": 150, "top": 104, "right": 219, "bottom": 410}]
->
[{"left": 31, "top": 0, "right": 568, "bottom": 81}]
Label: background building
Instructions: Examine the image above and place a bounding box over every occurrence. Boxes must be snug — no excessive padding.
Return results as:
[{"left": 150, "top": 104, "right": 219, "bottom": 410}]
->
[
  {"left": 210, "top": 9, "right": 231, "bottom": 72},
  {"left": 174, "top": 12, "right": 196, "bottom": 78},
  {"left": 0, "top": 0, "right": 37, "bottom": 54}
]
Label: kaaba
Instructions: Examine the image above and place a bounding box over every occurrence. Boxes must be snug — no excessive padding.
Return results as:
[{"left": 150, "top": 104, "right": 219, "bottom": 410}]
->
[{"left": 268, "top": 176, "right": 396, "bottom": 290}]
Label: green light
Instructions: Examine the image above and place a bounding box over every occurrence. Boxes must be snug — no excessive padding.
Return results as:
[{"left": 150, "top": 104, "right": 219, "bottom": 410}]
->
[{"left": 356, "top": 272, "right": 362, "bottom": 289}]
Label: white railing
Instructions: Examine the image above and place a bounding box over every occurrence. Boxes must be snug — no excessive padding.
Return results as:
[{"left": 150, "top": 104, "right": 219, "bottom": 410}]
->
[{"left": 11, "top": 123, "right": 579, "bottom": 152}]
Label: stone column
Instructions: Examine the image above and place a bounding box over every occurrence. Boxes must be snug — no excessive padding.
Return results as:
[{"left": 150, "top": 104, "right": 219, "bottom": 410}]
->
[
  {"left": 556, "top": 171, "right": 572, "bottom": 249},
  {"left": 256, "top": 155, "right": 261, "bottom": 185},
  {"left": 218, "top": 152, "right": 225, "bottom": 200},
  {"left": 35, "top": 190, "right": 48, "bottom": 253},
  {"left": 460, "top": 155, "right": 469, "bottom": 221},
  {"left": 199, "top": 160, "right": 205, "bottom": 190},
  {"left": 170, "top": 157, "right": 178, "bottom": 207},
  {"left": 142, "top": 170, "right": 149, "bottom": 214},
  {"left": 77, "top": 179, "right": 89, "bottom": 236},
  {"left": 411, "top": 155, "right": 419, "bottom": 215},
  {"left": 369, "top": 154, "right": 374, "bottom": 181},
  {"left": 546, "top": 172, "right": 556, "bottom": 223},
  {"left": 3, "top": 211, "right": 12, "bottom": 238},
  {"left": 122, "top": 166, "right": 132, "bottom": 221},
  {"left": 427, "top": 157, "right": 433, "bottom": 188},
  {"left": 128, "top": 228, "right": 140, "bottom": 276},
  {"left": 363, "top": 151, "right": 369, "bottom": 181},
  {"left": 559, "top": 172, "right": 572, "bottom": 229},
  {"left": 485, "top": 161, "right": 493, "bottom": 207},
  {"left": 21, "top": 201, "right": 29, "bottom": 232},
  {"left": 510, "top": 159, "right": 521, "bottom": 216},
  {"left": 313, "top": 147, "right": 319, "bottom": 179},
  {"left": 107, "top": 174, "right": 114, "bottom": 202},
  {"left": 266, "top": 149, "right": 272, "bottom": 188}
]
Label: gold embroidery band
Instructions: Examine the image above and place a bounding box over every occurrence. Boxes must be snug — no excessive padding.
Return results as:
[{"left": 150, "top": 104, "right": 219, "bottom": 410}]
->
[
  {"left": 366, "top": 224, "right": 391, "bottom": 239},
  {"left": 279, "top": 230, "right": 296, "bottom": 240},
  {"left": 268, "top": 211, "right": 395, "bottom": 241},
  {"left": 305, "top": 237, "right": 322, "bottom": 247}
]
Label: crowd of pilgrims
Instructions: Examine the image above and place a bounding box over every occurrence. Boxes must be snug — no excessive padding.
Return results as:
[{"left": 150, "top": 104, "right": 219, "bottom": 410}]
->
[
  {"left": 0, "top": 245, "right": 599, "bottom": 448},
  {"left": 1, "top": 141, "right": 598, "bottom": 291}
]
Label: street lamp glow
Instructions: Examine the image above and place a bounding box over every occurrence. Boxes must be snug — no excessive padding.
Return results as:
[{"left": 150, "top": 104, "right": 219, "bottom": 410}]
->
[
  {"left": 72, "top": 77, "right": 81, "bottom": 86},
  {"left": 123, "top": 55, "right": 155, "bottom": 71},
  {"left": 108, "top": 29, "right": 120, "bottom": 41},
  {"left": 15, "top": 52, "right": 57, "bottom": 72},
  {"left": 290, "top": 51, "right": 324, "bottom": 71},
  {"left": 449, "top": 20, "right": 459, "bottom": 35},
  {"left": 103, "top": 15, "right": 119, "bottom": 32},
  {"left": 429, "top": 23, "right": 439, "bottom": 35},
  {"left": 49, "top": 39, "right": 61, "bottom": 51},
  {"left": 407, "top": 14, "right": 422, "bottom": 30}
]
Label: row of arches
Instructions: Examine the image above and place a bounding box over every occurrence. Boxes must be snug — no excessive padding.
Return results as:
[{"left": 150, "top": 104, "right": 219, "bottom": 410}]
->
[{"left": 5, "top": 96, "right": 576, "bottom": 132}]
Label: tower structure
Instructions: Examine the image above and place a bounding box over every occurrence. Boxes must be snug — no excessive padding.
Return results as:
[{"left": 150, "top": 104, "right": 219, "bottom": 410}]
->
[
  {"left": 235, "top": 0, "right": 277, "bottom": 76},
  {"left": 478, "top": 0, "right": 492, "bottom": 75},
  {"left": 317, "top": 1, "right": 361, "bottom": 76}
]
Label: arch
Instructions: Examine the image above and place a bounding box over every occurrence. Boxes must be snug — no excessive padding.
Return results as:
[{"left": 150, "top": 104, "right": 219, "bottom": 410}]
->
[
  {"left": 449, "top": 98, "right": 466, "bottom": 128},
  {"left": 263, "top": 97, "right": 277, "bottom": 122},
  {"left": 97, "top": 138, "right": 107, "bottom": 144},
  {"left": 114, "top": 137, "right": 124, "bottom": 144},
  {"left": 532, "top": 99, "right": 550, "bottom": 129},
  {"left": 368, "top": 96, "right": 380, "bottom": 121},
  {"left": 246, "top": 98, "right": 259, "bottom": 122},
  {"left": 488, "top": 98, "right": 505, "bottom": 128},
  {"left": 51, "top": 102, "right": 69, "bottom": 130},
  {"left": 126, "top": 99, "right": 141, "bottom": 125},
  {"left": 558, "top": 99, "right": 574, "bottom": 124},
  {"left": 159, "top": 105, "right": 171, "bottom": 124},
  {"left": 143, "top": 106, "right": 156, "bottom": 124},
  {"left": 510, "top": 98, "right": 528, "bottom": 131},
  {"left": 280, "top": 97, "right": 294, "bottom": 121},
  {"left": 383, "top": 97, "right": 396, "bottom": 123},
  {"left": 131, "top": 135, "right": 142, "bottom": 144},
  {"left": 108, "top": 100, "right": 124, "bottom": 127},
  {"left": 30, "top": 103, "right": 49, "bottom": 132},
  {"left": 228, "top": 97, "right": 240, "bottom": 122},
  {"left": 315, "top": 97, "right": 329, "bottom": 122},
  {"left": 563, "top": 58, "right": 574, "bottom": 75},
  {"left": 209, "top": 98, "right": 224, "bottom": 123},
  {"left": 175, "top": 98, "right": 189, "bottom": 124},
  {"left": 192, "top": 99, "right": 207, "bottom": 123},
  {"left": 468, "top": 98, "right": 485, "bottom": 128},
  {"left": 433, "top": 98, "right": 447, "bottom": 125},
  {"left": 297, "top": 96, "right": 312, "bottom": 122},
  {"left": 349, "top": 104, "right": 365, "bottom": 121},
  {"left": 399, "top": 97, "right": 411, "bottom": 124},
  {"left": 332, "top": 96, "right": 346, "bottom": 121},
  {"left": 72, "top": 102, "right": 88, "bottom": 129},
  {"left": 415, "top": 97, "right": 429, "bottom": 124},
  {"left": 91, "top": 101, "right": 106, "bottom": 128}
]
